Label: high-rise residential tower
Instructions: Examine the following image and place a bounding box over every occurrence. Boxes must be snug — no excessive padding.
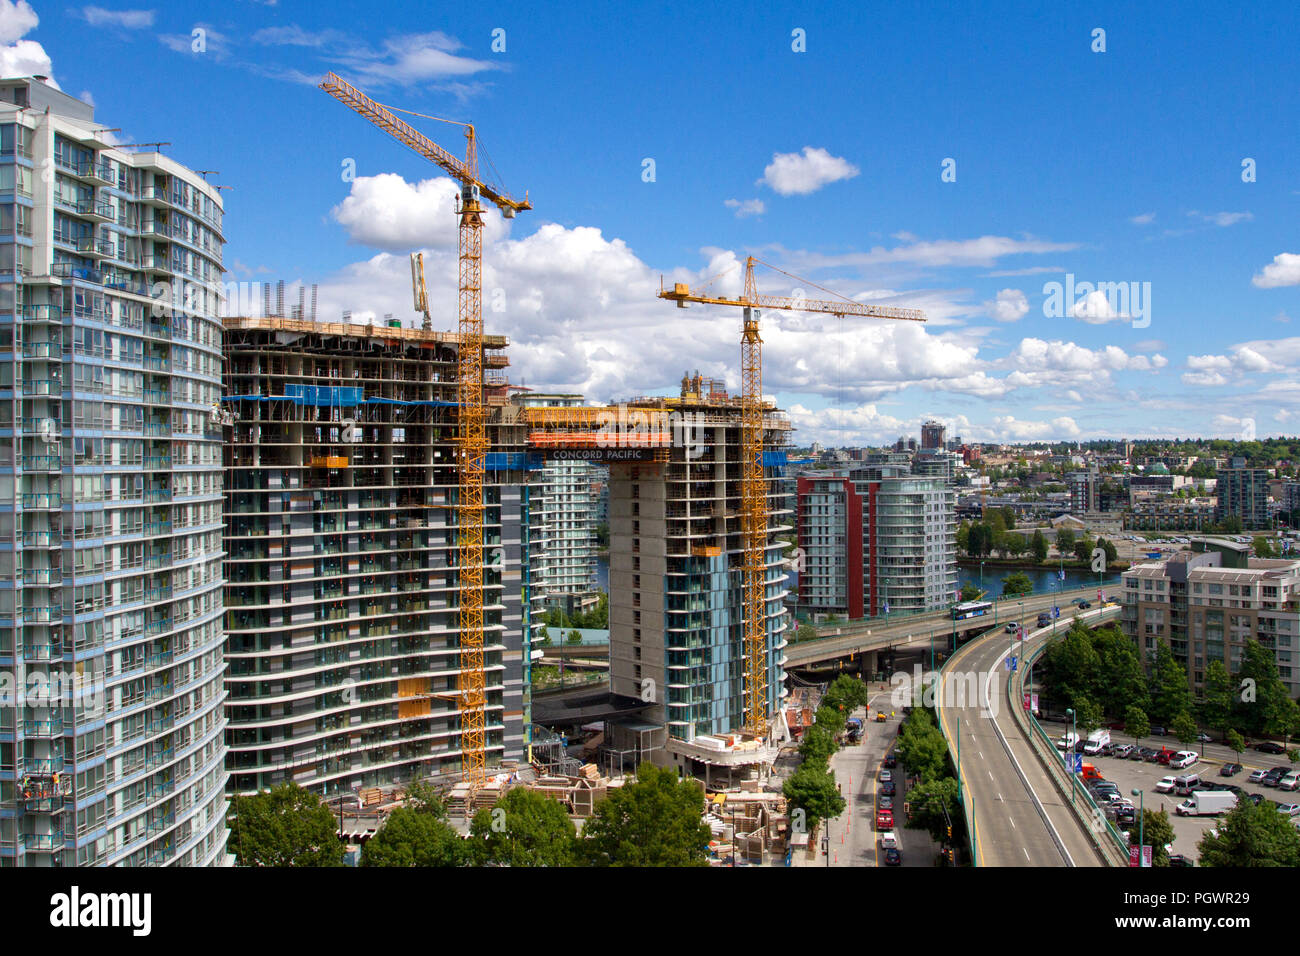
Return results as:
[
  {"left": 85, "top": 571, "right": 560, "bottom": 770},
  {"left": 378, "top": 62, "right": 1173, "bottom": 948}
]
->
[
  {"left": 0, "top": 77, "right": 230, "bottom": 866},
  {"left": 221, "top": 317, "right": 541, "bottom": 798}
]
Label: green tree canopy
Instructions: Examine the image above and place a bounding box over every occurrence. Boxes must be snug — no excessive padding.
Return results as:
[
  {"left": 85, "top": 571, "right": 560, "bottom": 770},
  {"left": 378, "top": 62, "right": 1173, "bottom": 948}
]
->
[
  {"left": 904, "top": 776, "right": 960, "bottom": 843},
  {"left": 228, "top": 783, "right": 345, "bottom": 867},
  {"left": 1137, "top": 808, "right": 1175, "bottom": 867},
  {"left": 1055, "top": 527, "right": 1076, "bottom": 554},
  {"left": 798, "top": 723, "right": 839, "bottom": 766},
  {"left": 469, "top": 788, "right": 577, "bottom": 867},
  {"left": 1124, "top": 704, "right": 1150, "bottom": 745},
  {"left": 1198, "top": 660, "right": 1235, "bottom": 737},
  {"left": 823, "top": 674, "right": 871, "bottom": 714},
  {"left": 580, "top": 764, "right": 712, "bottom": 867},
  {"left": 361, "top": 806, "right": 465, "bottom": 867},
  {"left": 1001, "top": 571, "right": 1033, "bottom": 597},
  {"left": 782, "top": 762, "right": 846, "bottom": 832},
  {"left": 1197, "top": 796, "right": 1300, "bottom": 867},
  {"left": 1030, "top": 529, "right": 1049, "bottom": 563},
  {"left": 1170, "top": 712, "right": 1199, "bottom": 750},
  {"left": 1147, "top": 640, "right": 1192, "bottom": 726}
]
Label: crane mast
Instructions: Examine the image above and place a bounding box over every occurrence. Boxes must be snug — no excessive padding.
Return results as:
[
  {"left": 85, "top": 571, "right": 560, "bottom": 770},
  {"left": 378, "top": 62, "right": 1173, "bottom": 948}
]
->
[{"left": 320, "top": 72, "right": 529, "bottom": 789}]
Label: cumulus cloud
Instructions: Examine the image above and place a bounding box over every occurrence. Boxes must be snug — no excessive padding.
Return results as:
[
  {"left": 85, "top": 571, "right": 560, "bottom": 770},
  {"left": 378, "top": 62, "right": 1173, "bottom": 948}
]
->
[
  {"left": 1182, "top": 345, "right": 1284, "bottom": 386},
  {"left": 0, "top": 0, "right": 55, "bottom": 85},
  {"left": 1253, "top": 253, "right": 1300, "bottom": 288},
  {"left": 1130, "top": 212, "right": 1156, "bottom": 225},
  {"left": 1070, "top": 289, "right": 1127, "bottom": 323},
  {"left": 986, "top": 288, "right": 1028, "bottom": 322},
  {"left": 757, "top": 146, "right": 859, "bottom": 196},
  {"left": 990, "top": 416, "right": 1081, "bottom": 440},
  {"left": 723, "top": 198, "right": 764, "bottom": 218},
  {"left": 330, "top": 174, "right": 511, "bottom": 251},
  {"left": 788, "top": 235, "right": 1077, "bottom": 272}
]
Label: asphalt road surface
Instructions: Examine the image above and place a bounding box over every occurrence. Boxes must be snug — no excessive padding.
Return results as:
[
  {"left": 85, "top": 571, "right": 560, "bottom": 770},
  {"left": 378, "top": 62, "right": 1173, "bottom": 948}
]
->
[{"left": 937, "top": 608, "right": 1114, "bottom": 866}]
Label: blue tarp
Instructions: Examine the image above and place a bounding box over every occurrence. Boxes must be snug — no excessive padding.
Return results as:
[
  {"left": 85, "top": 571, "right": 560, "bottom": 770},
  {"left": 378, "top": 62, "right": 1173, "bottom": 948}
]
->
[
  {"left": 284, "top": 385, "right": 364, "bottom": 406},
  {"left": 485, "top": 452, "right": 544, "bottom": 471},
  {"left": 762, "top": 451, "right": 789, "bottom": 467}
]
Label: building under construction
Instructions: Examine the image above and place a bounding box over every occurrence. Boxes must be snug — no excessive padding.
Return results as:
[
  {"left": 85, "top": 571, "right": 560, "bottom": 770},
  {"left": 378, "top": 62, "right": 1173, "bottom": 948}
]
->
[
  {"left": 220, "top": 316, "right": 542, "bottom": 798},
  {"left": 526, "top": 372, "right": 794, "bottom": 784}
]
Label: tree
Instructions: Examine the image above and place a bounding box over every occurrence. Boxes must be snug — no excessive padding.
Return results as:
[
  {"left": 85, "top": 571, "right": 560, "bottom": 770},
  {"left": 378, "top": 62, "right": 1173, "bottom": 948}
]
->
[
  {"left": 1226, "top": 729, "right": 1246, "bottom": 761},
  {"left": 362, "top": 806, "right": 465, "bottom": 867},
  {"left": 566, "top": 629, "right": 582, "bottom": 645},
  {"left": 1038, "top": 624, "right": 1102, "bottom": 709},
  {"left": 822, "top": 674, "right": 870, "bottom": 714},
  {"left": 538, "top": 626, "right": 551, "bottom": 647},
  {"left": 1031, "top": 529, "right": 1049, "bottom": 564},
  {"left": 783, "top": 763, "right": 846, "bottom": 833},
  {"left": 580, "top": 764, "right": 712, "bottom": 867},
  {"left": 1055, "top": 527, "right": 1076, "bottom": 555},
  {"left": 1073, "top": 536, "right": 1095, "bottom": 564},
  {"left": 1000, "top": 506, "right": 1016, "bottom": 531},
  {"left": 798, "top": 723, "right": 839, "bottom": 766},
  {"left": 1001, "top": 571, "right": 1033, "bottom": 597},
  {"left": 1136, "top": 808, "right": 1175, "bottom": 867},
  {"left": 1094, "top": 629, "right": 1149, "bottom": 717},
  {"left": 794, "top": 621, "right": 817, "bottom": 643},
  {"left": 1170, "top": 712, "right": 1199, "bottom": 751},
  {"left": 468, "top": 788, "right": 578, "bottom": 867},
  {"left": 1125, "top": 705, "right": 1150, "bottom": 747},
  {"left": 1198, "top": 660, "right": 1235, "bottom": 738},
  {"left": 959, "top": 583, "right": 982, "bottom": 602},
  {"left": 904, "top": 776, "right": 960, "bottom": 843},
  {"left": 1147, "top": 640, "right": 1192, "bottom": 726},
  {"left": 1197, "top": 797, "right": 1300, "bottom": 867},
  {"left": 404, "top": 781, "right": 448, "bottom": 818},
  {"left": 227, "top": 783, "right": 345, "bottom": 867},
  {"left": 1100, "top": 537, "right": 1118, "bottom": 564},
  {"left": 895, "top": 708, "right": 949, "bottom": 783},
  {"left": 1072, "top": 697, "right": 1103, "bottom": 737},
  {"left": 1235, "top": 639, "right": 1291, "bottom": 739}
]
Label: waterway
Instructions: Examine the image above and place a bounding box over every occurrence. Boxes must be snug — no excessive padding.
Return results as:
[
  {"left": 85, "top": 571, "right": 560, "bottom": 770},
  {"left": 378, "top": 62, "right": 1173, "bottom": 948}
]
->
[{"left": 593, "top": 555, "right": 1115, "bottom": 598}]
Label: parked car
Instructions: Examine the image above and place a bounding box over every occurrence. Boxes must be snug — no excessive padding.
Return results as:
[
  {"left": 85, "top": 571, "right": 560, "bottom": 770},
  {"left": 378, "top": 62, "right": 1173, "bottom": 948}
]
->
[
  {"left": 1246, "top": 793, "right": 1265, "bottom": 806},
  {"left": 1279, "top": 772, "right": 1300, "bottom": 792},
  {"left": 1005, "top": 622, "right": 1019, "bottom": 633},
  {"left": 878, "top": 794, "right": 894, "bottom": 810},
  {"left": 1249, "top": 768, "right": 1269, "bottom": 784},
  {"left": 1167, "top": 854, "right": 1195, "bottom": 867},
  {"left": 1196, "top": 733, "right": 1213, "bottom": 743},
  {"left": 1255, "top": 742, "right": 1286, "bottom": 755},
  {"left": 1140, "top": 748, "right": 1162, "bottom": 762},
  {"left": 1155, "top": 776, "right": 1178, "bottom": 794},
  {"left": 1114, "top": 744, "right": 1135, "bottom": 759},
  {"left": 879, "top": 769, "right": 892, "bottom": 783},
  {"left": 876, "top": 809, "right": 894, "bottom": 829},
  {"left": 1150, "top": 726, "right": 1167, "bottom": 736},
  {"left": 880, "top": 781, "right": 896, "bottom": 796},
  {"left": 879, "top": 831, "right": 898, "bottom": 850},
  {"left": 1277, "top": 803, "right": 1300, "bottom": 816},
  {"left": 883, "top": 847, "right": 902, "bottom": 866},
  {"left": 1078, "top": 601, "right": 1092, "bottom": 609},
  {"left": 1220, "top": 762, "right": 1243, "bottom": 777},
  {"left": 883, "top": 754, "right": 897, "bottom": 768},
  {"left": 1070, "top": 597, "right": 1086, "bottom": 606},
  {"left": 1263, "top": 768, "right": 1288, "bottom": 787},
  {"left": 1169, "top": 751, "right": 1198, "bottom": 770},
  {"left": 1155, "top": 750, "right": 1174, "bottom": 765}
]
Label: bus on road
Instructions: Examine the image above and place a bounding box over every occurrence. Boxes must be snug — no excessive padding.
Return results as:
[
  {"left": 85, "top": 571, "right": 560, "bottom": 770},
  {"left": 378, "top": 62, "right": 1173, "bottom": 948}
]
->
[{"left": 953, "top": 600, "right": 993, "bottom": 620}]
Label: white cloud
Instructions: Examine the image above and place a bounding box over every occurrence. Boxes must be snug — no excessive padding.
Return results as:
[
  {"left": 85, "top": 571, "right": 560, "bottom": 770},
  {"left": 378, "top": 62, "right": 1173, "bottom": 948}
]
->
[
  {"left": 1070, "top": 289, "right": 1128, "bottom": 323},
  {"left": 1181, "top": 346, "right": 1283, "bottom": 386},
  {"left": 757, "top": 146, "right": 859, "bottom": 196},
  {"left": 1253, "top": 253, "right": 1300, "bottom": 289},
  {"left": 1189, "top": 210, "right": 1253, "bottom": 227},
  {"left": 330, "top": 174, "right": 511, "bottom": 251},
  {"left": 1130, "top": 212, "right": 1156, "bottom": 225},
  {"left": 723, "top": 197, "right": 764, "bottom": 218},
  {"left": 986, "top": 288, "right": 1028, "bottom": 322},
  {"left": 332, "top": 30, "right": 499, "bottom": 88},
  {"left": 78, "top": 6, "right": 155, "bottom": 29},
  {"left": 990, "top": 416, "right": 1081, "bottom": 440},
  {"left": 0, "top": 0, "right": 54, "bottom": 85},
  {"left": 984, "top": 265, "right": 1065, "bottom": 277},
  {"left": 786, "top": 235, "right": 1078, "bottom": 272}
]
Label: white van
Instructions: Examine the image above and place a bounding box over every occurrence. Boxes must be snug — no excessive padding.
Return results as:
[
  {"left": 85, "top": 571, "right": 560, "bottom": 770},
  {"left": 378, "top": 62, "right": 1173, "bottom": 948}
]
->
[
  {"left": 1173, "top": 773, "right": 1201, "bottom": 795},
  {"left": 1056, "top": 732, "right": 1079, "bottom": 751},
  {"left": 1083, "top": 730, "right": 1111, "bottom": 755}
]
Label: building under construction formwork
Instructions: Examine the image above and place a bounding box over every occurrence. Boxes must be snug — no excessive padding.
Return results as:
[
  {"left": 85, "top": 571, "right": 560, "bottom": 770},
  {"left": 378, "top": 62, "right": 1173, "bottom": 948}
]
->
[
  {"left": 220, "top": 316, "right": 543, "bottom": 799},
  {"left": 526, "top": 372, "right": 794, "bottom": 784}
]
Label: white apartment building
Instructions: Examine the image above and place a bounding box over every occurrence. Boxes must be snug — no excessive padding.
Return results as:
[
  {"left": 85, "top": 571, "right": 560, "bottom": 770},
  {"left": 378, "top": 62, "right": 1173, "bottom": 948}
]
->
[{"left": 0, "top": 77, "right": 229, "bottom": 866}]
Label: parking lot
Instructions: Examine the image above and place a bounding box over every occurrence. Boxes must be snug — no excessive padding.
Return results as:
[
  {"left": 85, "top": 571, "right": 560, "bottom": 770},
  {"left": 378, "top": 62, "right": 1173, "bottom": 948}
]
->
[{"left": 1038, "top": 720, "right": 1300, "bottom": 863}]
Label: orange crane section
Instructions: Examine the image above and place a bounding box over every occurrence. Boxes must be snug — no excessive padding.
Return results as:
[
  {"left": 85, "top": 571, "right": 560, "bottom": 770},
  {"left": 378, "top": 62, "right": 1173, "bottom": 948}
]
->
[
  {"left": 320, "top": 72, "right": 530, "bottom": 788},
  {"left": 659, "top": 256, "right": 925, "bottom": 738}
]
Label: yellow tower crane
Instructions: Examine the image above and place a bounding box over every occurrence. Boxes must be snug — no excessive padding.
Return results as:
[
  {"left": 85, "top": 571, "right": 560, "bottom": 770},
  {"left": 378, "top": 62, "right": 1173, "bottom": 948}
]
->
[
  {"left": 659, "top": 256, "right": 925, "bottom": 739},
  {"left": 320, "top": 72, "right": 531, "bottom": 788}
]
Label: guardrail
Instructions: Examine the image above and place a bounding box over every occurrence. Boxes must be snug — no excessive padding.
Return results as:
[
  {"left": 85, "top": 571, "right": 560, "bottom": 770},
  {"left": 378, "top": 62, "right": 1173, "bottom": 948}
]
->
[
  {"left": 1009, "top": 607, "right": 1131, "bottom": 867},
  {"left": 936, "top": 647, "right": 980, "bottom": 866}
]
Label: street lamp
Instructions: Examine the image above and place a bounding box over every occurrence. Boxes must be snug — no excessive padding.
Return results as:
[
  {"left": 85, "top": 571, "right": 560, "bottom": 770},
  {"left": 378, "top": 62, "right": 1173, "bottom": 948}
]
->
[
  {"left": 1066, "top": 707, "right": 1077, "bottom": 804},
  {"left": 1131, "top": 787, "right": 1145, "bottom": 867}
]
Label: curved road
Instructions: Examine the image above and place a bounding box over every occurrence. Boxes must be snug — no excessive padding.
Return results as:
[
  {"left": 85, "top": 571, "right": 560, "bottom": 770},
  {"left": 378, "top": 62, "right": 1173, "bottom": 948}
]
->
[{"left": 937, "top": 608, "right": 1114, "bottom": 867}]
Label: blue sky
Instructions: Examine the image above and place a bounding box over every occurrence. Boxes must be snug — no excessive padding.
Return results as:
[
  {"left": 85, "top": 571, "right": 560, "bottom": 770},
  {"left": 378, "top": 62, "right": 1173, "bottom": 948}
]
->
[{"left": 8, "top": 0, "right": 1300, "bottom": 445}]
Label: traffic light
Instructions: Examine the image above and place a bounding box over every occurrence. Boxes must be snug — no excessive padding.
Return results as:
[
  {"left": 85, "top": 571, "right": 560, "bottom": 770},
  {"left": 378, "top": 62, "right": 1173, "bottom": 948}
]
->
[{"left": 946, "top": 824, "right": 953, "bottom": 839}]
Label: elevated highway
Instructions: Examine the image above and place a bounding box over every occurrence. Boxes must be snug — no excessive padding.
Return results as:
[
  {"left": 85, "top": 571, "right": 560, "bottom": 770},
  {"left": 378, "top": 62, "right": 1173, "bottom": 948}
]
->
[{"left": 936, "top": 604, "right": 1122, "bottom": 866}]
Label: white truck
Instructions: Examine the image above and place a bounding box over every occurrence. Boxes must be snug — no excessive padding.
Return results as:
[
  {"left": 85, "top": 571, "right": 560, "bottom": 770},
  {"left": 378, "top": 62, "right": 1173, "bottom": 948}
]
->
[
  {"left": 1175, "top": 791, "right": 1237, "bottom": 817},
  {"left": 1083, "top": 729, "right": 1111, "bottom": 755}
]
